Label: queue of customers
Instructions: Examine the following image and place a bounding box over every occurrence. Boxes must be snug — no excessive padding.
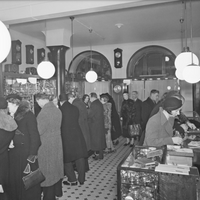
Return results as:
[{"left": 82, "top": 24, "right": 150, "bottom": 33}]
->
[
  {"left": 120, "top": 89, "right": 197, "bottom": 148},
  {"left": 0, "top": 91, "right": 121, "bottom": 200}
]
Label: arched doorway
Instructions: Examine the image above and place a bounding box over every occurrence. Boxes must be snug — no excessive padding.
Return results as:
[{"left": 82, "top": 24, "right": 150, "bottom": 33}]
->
[
  {"left": 127, "top": 45, "right": 176, "bottom": 79},
  {"left": 66, "top": 50, "right": 112, "bottom": 98}
]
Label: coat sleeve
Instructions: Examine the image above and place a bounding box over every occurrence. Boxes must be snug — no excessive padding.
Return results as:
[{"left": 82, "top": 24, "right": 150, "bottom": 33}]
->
[{"left": 26, "top": 112, "right": 41, "bottom": 155}]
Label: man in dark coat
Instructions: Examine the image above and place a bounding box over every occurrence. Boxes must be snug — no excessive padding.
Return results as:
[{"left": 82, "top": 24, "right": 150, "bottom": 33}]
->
[
  {"left": 88, "top": 92, "right": 106, "bottom": 160},
  {"left": 59, "top": 93, "right": 88, "bottom": 186},
  {"left": 69, "top": 93, "right": 91, "bottom": 172},
  {"left": 139, "top": 89, "right": 159, "bottom": 145}
]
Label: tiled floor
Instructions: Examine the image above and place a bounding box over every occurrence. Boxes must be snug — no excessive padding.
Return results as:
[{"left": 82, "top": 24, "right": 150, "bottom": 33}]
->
[{"left": 59, "top": 137, "right": 130, "bottom": 200}]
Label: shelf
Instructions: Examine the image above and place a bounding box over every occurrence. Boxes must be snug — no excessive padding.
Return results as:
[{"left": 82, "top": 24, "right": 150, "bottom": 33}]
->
[{"left": 3, "top": 72, "right": 40, "bottom": 79}]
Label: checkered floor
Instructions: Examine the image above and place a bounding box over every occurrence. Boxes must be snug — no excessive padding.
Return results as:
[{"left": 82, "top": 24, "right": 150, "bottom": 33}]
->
[{"left": 59, "top": 137, "right": 130, "bottom": 200}]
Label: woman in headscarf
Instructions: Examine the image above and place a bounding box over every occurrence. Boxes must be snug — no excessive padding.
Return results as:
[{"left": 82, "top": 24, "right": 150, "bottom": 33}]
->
[
  {"left": 144, "top": 97, "right": 183, "bottom": 147},
  {"left": 6, "top": 94, "right": 41, "bottom": 200},
  {"left": 0, "top": 97, "right": 17, "bottom": 200}
]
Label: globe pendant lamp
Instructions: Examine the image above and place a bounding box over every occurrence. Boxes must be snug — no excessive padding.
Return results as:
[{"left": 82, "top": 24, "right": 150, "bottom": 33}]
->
[
  {"left": 86, "top": 69, "right": 98, "bottom": 83},
  {"left": 0, "top": 21, "right": 11, "bottom": 63},
  {"left": 37, "top": 21, "right": 55, "bottom": 79},
  {"left": 85, "top": 29, "right": 97, "bottom": 83},
  {"left": 182, "top": 0, "right": 200, "bottom": 84},
  {"left": 37, "top": 59, "right": 55, "bottom": 79},
  {"left": 174, "top": 1, "right": 199, "bottom": 72},
  {"left": 182, "top": 63, "right": 200, "bottom": 84},
  {"left": 175, "top": 51, "right": 199, "bottom": 70}
]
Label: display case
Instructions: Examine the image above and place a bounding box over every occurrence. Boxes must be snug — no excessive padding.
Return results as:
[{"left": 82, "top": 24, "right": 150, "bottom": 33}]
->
[
  {"left": 117, "top": 146, "right": 199, "bottom": 200},
  {"left": 117, "top": 146, "right": 166, "bottom": 200}
]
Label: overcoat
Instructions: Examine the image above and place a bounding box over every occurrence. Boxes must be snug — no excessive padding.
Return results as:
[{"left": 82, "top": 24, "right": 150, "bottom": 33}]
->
[
  {"left": 144, "top": 107, "right": 174, "bottom": 146},
  {"left": 0, "top": 110, "right": 16, "bottom": 199},
  {"left": 141, "top": 97, "right": 156, "bottom": 131},
  {"left": 37, "top": 101, "right": 64, "bottom": 187},
  {"left": 120, "top": 99, "right": 135, "bottom": 138},
  {"left": 8, "top": 101, "right": 41, "bottom": 200},
  {"left": 72, "top": 98, "right": 91, "bottom": 151},
  {"left": 88, "top": 99, "right": 106, "bottom": 151},
  {"left": 133, "top": 98, "right": 142, "bottom": 124},
  {"left": 60, "top": 101, "right": 88, "bottom": 163}
]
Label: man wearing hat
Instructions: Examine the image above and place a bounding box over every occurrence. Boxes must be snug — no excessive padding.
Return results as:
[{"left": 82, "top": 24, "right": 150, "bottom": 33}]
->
[{"left": 144, "top": 97, "right": 183, "bottom": 147}]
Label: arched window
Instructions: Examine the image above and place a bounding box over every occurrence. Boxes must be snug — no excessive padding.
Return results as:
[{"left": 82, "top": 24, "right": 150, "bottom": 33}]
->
[
  {"left": 127, "top": 45, "right": 176, "bottom": 79},
  {"left": 68, "top": 50, "right": 112, "bottom": 81}
]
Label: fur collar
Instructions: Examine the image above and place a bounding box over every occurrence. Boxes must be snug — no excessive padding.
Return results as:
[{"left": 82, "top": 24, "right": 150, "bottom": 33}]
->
[{"left": 14, "top": 101, "right": 30, "bottom": 121}]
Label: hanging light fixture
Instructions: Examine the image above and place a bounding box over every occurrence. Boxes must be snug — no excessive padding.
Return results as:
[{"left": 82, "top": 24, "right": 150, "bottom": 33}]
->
[
  {"left": 37, "top": 21, "right": 55, "bottom": 79},
  {"left": 85, "top": 29, "right": 98, "bottom": 83},
  {"left": 0, "top": 21, "right": 11, "bottom": 63},
  {"left": 182, "top": 0, "right": 200, "bottom": 84},
  {"left": 174, "top": 1, "right": 199, "bottom": 71}
]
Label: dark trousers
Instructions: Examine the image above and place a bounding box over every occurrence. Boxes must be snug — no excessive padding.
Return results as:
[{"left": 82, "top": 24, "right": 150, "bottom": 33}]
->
[
  {"left": 64, "top": 158, "right": 85, "bottom": 183},
  {"left": 42, "top": 179, "right": 62, "bottom": 200}
]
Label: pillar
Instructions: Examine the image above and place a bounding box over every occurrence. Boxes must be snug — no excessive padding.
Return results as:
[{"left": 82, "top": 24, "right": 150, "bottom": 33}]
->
[{"left": 48, "top": 45, "right": 69, "bottom": 97}]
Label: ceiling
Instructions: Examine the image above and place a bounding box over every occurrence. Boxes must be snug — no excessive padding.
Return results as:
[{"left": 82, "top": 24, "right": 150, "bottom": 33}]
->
[{"left": 2, "top": 0, "right": 200, "bottom": 47}]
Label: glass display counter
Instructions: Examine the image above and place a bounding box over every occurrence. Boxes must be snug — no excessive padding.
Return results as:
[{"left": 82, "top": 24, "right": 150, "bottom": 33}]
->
[{"left": 117, "top": 146, "right": 199, "bottom": 200}]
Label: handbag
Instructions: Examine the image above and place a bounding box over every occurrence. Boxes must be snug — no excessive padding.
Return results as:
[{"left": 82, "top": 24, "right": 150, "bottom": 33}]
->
[
  {"left": 128, "top": 124, "right": 141, "bottom": 137},
  {"left": 22, "top": 168, "right": 45, "bottom": 190}
]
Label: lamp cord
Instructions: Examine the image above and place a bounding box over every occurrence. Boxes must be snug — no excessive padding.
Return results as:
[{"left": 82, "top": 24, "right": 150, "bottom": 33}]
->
[
  {"left": 89, "top": 28, "right": 93, "bottom": 70},
  {"left": 189, "top": 0, "right": 193, "bottom": 63},
  {"left": 70, "top": 17, "right": 74, "bottom": 61}
]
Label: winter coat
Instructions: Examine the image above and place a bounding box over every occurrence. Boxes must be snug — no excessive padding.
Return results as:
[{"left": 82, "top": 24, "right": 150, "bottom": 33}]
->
[
  {"left": 8, "top": 101, "right": 41, "bottom": 200},
  {"left": 141, "top": 97, "right": 156, "bottom": 131},
  {"left": 72, "top": 98, "right": 91, "bottom": 151},
  {"left": 120, "top": 99, "right": 135, "bottom": 138},
  {"left": 60, "top": 101, "right": 88, "bottom": 163},
  {"left": 133, "top": 98, "right": 142, "bottom": 124},
  {"left": 37, "top": 101, "right": 64, "bottom": 187},
  {"left": 144, "top": 107, "right": 174, "bottom": 147},
  {"left": 88, "top": 99, "right": 106, "bottom": 151},
  {"left": 0, "top": 109, "right": 17, "bottom": 197}
]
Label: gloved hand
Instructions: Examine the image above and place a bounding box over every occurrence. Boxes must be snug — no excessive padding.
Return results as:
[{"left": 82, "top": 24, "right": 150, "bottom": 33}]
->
[{"left": 172, "top": 137, "right": 183, "bottom": 145}]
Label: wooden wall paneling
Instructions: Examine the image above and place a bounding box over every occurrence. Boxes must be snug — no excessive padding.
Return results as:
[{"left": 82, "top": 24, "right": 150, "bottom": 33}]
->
[
  {"left": 128, "top": 80, "right": 145, "bottom": 101},
  {"left": 193, "top": 82, "right": 200, "bottom": 115},
  {"left": 144, "top": 79, "right": 178, "bottom": 101},
  {"left": 85, "top": 81, "right": 110, "bottom": 98}
]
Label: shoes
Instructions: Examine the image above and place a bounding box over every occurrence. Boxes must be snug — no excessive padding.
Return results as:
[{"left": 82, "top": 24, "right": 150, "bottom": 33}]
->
[
  {"left": 113, "top": 140, "right": 119, "bottom": 146},
  {"left": 124, "top": 142, "right": 130, "bottom": 146},
  {"left": 63, "top": 180, "right": 78, "bottom": 186},
  {"left": 93, "top": 155, "right": 103, "bottom": 160},
  {"left": 79, "top": 182, "right": 84, "bottom": 185}
]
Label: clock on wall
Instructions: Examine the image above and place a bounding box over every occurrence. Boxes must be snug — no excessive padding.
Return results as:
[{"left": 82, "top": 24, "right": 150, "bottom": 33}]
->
[
  {"left": 26, "top": 45, "right": 34, "bottom": 64},
  {"left": 37, "top": 48, "right": 45, "bottom": 64},
  {"left": 113, "top": 84, "right": 122, "bottom": 93},
  {"left": 114, "top": 48, "right": 122, "bottom": 68},
  {"left": 12, "top": 40, "right": 22, "bottom": 65}
]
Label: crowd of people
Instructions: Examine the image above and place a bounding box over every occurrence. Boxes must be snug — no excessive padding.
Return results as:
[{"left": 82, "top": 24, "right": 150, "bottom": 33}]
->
[
  {"left": 120, "top": 89, "right": 197, "bottom": 148},
  {"left": 0, "top": 91, "right": 121, "bottom": 200},
  {"left": 0, "top": 89, "right": 197, "bottom": 200}
]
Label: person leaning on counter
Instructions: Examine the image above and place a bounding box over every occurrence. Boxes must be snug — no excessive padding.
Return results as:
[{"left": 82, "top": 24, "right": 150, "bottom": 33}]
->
[{"left": 144, "top": 97, "right": 183, "bottom": 147}]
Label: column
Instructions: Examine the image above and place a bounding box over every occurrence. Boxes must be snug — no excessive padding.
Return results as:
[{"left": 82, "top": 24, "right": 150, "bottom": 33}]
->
[{"left": 48, "top": 45, "right": 69, "bottom": 97}]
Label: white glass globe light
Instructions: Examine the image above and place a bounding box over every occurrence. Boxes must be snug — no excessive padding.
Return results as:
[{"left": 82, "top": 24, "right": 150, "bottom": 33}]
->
[
  {"left": 37, "top": 61, "right": 55, "bottom": 79},
  {"left": 175, "top": 67, "right": 185, "bottom": 80},
  {"left": 85, "top": 70, "right": 98, "bottom": 83},
  {"left": 182, "top": 64, "right": 200, "bottom": 84},
  {"left": 0, "top": 21, "right": 11, "bottom": 63},
  {"left": 174, "top": 52, "right": 199, "bottom": 70}
]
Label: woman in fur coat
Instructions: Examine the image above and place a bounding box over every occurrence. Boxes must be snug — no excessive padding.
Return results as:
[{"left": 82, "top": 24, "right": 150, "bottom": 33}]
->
[
  {"left": 0, "top": 97, "right": 17, "bottom": 200},
  {"left": 6, "top": 94, "right": 41, "bottom": 200}
]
